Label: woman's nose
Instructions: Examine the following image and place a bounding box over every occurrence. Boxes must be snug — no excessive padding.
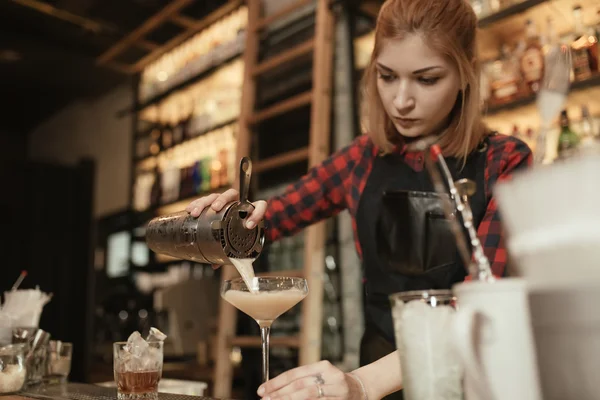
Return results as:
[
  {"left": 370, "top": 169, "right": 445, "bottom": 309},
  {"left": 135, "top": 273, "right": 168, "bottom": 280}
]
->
[{"left": 392, "top": 81, "right": 415, "bottom": 112}]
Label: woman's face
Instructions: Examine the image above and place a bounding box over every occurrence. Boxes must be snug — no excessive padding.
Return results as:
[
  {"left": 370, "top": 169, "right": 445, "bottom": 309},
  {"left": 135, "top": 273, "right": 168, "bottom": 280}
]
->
[{"left": 376, "top": 34, "right": 461, "bottom": 139}]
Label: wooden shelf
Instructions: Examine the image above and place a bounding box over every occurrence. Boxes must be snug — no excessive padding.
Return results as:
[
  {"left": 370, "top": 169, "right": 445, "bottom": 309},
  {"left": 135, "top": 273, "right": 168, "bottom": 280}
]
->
[
  {"left": 252, "top": 39, "right": 315, "bottom": 77},
  {"left": 254, "top": 0, "right": 313, "bottom": 31},
  {"left": 486, "top": 74, "right": 600, "bottom": 115},
  {"left": 478, "top": 0, "right": 547, "bottom": 28},
  {"left": 131, "top": 185, "right": 231, "bottom": 226},
  {"left": 136, "top": 53, "right": 243, "bottom": 112},
  {"left": 249, "top": 91, "right": 313, "bottom": 124},
  {"left": 134, "top": 117, "right": 238, "bottom": 163},
  {"left": 255, "top": 147, "right": 310, "bottom": 173}
]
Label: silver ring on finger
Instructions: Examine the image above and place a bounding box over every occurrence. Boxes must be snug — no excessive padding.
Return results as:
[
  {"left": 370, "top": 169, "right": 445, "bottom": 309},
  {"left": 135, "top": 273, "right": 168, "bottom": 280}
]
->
[
  {"left": 316, "top": 384, "right": 324, "bottom": 398},
  {"left": 314, "top": 373, "right": 325, "bottom": 385}
]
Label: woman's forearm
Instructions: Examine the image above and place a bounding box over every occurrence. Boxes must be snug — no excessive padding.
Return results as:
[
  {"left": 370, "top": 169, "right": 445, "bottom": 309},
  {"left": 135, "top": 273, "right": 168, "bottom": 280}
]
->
[{"left": 352, "top": 351, "right": 403, "bottom": 399}]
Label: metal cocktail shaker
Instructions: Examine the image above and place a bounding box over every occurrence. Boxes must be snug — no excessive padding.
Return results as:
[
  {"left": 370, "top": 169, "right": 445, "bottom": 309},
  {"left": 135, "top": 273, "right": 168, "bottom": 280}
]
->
[{"left": 145, "top": 157, "right": 265, "bottom": 265}]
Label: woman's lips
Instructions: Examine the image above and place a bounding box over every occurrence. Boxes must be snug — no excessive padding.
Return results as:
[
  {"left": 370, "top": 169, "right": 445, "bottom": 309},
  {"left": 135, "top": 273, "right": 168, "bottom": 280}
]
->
[{"left": 394, "top": 118, "right": 420, "bottom": 129}]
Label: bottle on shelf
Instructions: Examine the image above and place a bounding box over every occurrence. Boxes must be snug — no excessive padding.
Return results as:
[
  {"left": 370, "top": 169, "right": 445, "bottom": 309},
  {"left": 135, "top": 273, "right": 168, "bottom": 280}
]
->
[
  {"left": 525, "top": 127, "right": 537, "bottom": 153},
  {"left": 150, "top": 166, "right": 163, "bottom": 207},
  {"left": 149, "top": 127, "right": 161, "bottom": 156},
  {"left": 171, "top": 103, "right": 184, "bottom": 146},
  {"left": 510, "top": 124, "right": 521, "bottom": 138},
  {"left": 542, "top": 17, "right": 559, "bottom": 55},
  {"left": 137, "top": 6, "right": 248, "bottom": 102},
  {"left": 488, "top": 44, "right": 523, "bottom": 105},
  {"left": 556, "top": 109, "right": 581, "bottom": 159},
  {"left": 520, "top": 19, "right": 544, "bottom": 94},
  {"left": 571, "top": 5, "right": 599, "bottom": 81},
  {"left": 580, "top": 105, "right": 595, "bottom": 147}
]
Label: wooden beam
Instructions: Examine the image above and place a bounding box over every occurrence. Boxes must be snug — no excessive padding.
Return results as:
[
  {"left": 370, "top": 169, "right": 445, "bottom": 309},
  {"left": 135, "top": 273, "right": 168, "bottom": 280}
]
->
[
  {"left": 131, "top": 0, "right": 244, "bottom": 73},
  {"left": 213, "top": 1, "right": 259, "bottom": 398},
  {"left": 299, "top": 0, "right": 335, "bottom": 366},
  {"left": 96, "top": 0, "right": 195, "bottom": 65},
  {"left": 255, "top": 0, "right": 313, "bottom": 31},
  {"left": 169, "top": 13, "right": 199, "bottom": 29},
  {"left": 105, "top": 61, "right": 136, "bottom": 74},
  {"left": 135, "top": 39, "right": 160, "bottom": 51},
  {"left": 248, "top": 91, "right": 313, "bottom": 124},
  {"left": 252, "top": 39, "right": 314, "bottom": 76},
  {"left": 10, "top": 0, "right": 114, "bottom": 34},
  {"left": 254, "top": 147, "right": 310, "bottom": 173}
]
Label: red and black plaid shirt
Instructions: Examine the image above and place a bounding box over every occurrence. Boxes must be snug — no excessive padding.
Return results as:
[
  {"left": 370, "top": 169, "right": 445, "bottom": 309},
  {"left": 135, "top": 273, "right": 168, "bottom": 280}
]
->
[{"left": 264, "top": 133, "right": 532, "bottom": 277}]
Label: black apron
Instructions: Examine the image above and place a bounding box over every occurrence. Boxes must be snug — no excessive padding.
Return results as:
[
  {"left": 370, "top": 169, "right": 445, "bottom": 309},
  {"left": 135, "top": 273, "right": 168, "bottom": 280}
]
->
[{"left": 355, "top": 139, "right": 489, "bottom": 399}]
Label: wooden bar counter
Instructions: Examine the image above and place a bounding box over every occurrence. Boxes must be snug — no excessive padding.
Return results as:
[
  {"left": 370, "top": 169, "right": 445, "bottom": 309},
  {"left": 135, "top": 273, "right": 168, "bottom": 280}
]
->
[{"left": 4, "top": 383, "right": 229, "bottom": 400}]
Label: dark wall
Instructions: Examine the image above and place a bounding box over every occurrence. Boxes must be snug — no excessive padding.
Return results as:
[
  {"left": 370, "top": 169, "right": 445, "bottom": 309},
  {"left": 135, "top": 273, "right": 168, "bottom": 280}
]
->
[
  {"left": 0, "top": 132, "right": 96, "bottom": 382},
  {"left": 0, "top": 130, "right": 27, "bottom": 290}
]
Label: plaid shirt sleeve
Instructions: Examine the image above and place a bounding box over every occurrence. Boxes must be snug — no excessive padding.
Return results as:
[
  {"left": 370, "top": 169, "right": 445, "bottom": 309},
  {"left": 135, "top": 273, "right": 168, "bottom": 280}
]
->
[
  {"left": 478, "top": 135, "right": 533, "bottom": 277},
  {"left": 263, "top": 136, "right": 368, "bottom": 243}
]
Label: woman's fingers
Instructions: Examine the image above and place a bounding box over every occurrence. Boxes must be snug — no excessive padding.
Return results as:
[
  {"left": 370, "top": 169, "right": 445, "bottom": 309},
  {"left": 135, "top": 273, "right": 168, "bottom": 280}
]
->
[
  {"left": 259, "top": 364, "right": 323, "bottom": 396},
  {"left": 185, "top": 190, "right": 266, "bottom": 231},
  {"left": 211, "top": 188, "right": 239, "bottom": 211},
  {"left": 246, "top": 200, "right": 267, "bottom": 229},
  {"left": 265, "top": 384, "right": 340, "bottom": 400},
  {"left": 259, "top": 361, "right": 342, "bottom": 396},
  {"left": 186, "top": 193, "right": 220, "bottom": 217},
  {"left": 263, "top": 375, "right": 347, "bottom": 399}
]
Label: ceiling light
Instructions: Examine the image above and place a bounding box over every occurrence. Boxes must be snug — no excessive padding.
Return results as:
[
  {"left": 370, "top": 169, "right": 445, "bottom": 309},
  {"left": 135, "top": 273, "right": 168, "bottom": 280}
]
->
[{"left": 156, "top": 71, "right": 168, "bottom": 82}]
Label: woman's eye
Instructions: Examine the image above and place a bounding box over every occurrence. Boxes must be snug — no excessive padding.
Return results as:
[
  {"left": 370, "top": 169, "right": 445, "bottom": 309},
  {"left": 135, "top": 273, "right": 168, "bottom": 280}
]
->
[
  {"left": 378, "top": 73, "right": 396, "bottom": 82},
  {"left": 419, "top": 76, "right": 440, "bottom": 85}
]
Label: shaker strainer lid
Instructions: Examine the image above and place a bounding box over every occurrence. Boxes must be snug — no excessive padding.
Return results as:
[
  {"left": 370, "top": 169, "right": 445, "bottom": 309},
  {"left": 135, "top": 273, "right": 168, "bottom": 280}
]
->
[
  {"left": 211, "top": 156, "right": 264, "bottom": 259},
  {"left": 213, "top": 202, "right": 265, "bottom": 259}
]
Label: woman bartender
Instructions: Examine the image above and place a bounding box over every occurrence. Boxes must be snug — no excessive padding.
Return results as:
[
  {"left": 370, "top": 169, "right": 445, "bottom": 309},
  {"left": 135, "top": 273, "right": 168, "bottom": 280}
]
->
[{"left": 187, "top": 0, "right": 532, "bottom": 398}]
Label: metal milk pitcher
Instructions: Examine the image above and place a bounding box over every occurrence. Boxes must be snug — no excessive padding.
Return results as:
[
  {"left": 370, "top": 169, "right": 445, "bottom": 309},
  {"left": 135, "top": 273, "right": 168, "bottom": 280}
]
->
[{"left": 145, "top": 157, "right": 265, "bottom": 265}]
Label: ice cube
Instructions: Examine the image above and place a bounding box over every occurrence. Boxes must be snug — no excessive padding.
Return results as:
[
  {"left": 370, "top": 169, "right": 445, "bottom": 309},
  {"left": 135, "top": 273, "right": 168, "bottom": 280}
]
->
[
  {"left": 140, "top": 347, "right": 163, "bottom": 371},
  {"left": 125, "top": 331, "right": 149, "bottom": 358},
  {"left": 146, "top": 327, "right": 167, "bottom": 342}
]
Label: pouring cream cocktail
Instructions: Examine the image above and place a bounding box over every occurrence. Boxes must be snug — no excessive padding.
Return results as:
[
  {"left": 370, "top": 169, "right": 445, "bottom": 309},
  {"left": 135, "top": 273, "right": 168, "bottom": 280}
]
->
[{"left": 222, "top": 258, "right": 308, "bottom": 383}]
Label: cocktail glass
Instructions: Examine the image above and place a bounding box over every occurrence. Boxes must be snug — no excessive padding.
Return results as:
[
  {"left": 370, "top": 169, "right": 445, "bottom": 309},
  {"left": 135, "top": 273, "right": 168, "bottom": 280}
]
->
[{"left": 221, "top": 276, "right": 308, "bottom": 382}]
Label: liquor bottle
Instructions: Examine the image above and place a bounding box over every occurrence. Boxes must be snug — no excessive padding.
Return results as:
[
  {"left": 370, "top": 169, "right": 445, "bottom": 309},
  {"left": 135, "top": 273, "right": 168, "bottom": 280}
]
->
[
  {"left": 160, "top": 110, "right": 174, "bottom": 150},
  {"left": 525, "top": 127, "right": 536, "bottom": 152},
  {"left": 520, "top": 19, "right": 544, "bottom": 94},
  {"left": 571, "top": 5, "right": 598, "bottom": 81},
  {"left": 556, "top": 109, "right": 581, "bottom": 159},
  {"left": 580, "top": 105, "right": 595, "bottom": 147},
  {"left": 489, "top": 44, "right": 521, "bottom": 105},
  {"left": 149, "top": 127, "right": 161, "bottom": 156},
  {"left": 542, "top": 17, "right": 559, "bottom": 55},
  {"left": 150, "top": 166, "right": 163, "bottom": 207},
  {"left": 510, "top": 124, "right": 520, "bottom": 138}
]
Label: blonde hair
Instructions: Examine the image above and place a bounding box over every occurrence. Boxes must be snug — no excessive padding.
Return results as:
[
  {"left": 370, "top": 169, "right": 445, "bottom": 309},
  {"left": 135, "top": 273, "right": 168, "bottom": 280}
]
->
[{"left": 361, "top": 0, "right": 487, "bottom": 161}]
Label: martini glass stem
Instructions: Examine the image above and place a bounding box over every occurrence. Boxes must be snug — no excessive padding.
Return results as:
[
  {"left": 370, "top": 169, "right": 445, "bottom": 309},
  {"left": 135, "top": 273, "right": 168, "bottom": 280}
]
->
[{"left": 260, "top": 325, "right": 271, "bottom": 382}]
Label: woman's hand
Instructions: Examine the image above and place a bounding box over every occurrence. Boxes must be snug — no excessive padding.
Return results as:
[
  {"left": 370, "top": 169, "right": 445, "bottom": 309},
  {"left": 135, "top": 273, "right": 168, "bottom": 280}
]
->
[
  {"left": 185, "top": 188, "right": 267, "bottom": 229},
  {"left": 256, "top": 360, "right": 367, "bottom": 400}
]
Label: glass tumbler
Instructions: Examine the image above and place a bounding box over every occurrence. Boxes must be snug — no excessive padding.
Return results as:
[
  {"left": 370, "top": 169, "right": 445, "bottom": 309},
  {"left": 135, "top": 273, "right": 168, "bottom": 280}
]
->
[
  {"left": 0, "top": 343, "right": 27, "bottom": 394},
  {"left": 390, "top": 290, "right": 462, "bottom": 400},
  {"left": 113, "top": 341, "right": 163, "bottom": 400}
]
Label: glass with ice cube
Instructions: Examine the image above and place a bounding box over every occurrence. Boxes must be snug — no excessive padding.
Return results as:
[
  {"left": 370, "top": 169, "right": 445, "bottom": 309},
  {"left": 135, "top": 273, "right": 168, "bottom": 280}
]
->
[
  {"left": 390, "top": 290, "right": 462, "bottom": 400},
  {"left": 113, "top": 330, "right": 165, "bottom": 400}
]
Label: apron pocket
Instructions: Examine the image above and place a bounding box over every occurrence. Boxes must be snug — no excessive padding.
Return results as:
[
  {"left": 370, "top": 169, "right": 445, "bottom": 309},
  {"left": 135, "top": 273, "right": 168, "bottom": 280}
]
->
[
  {"left": 424, "top": 210, "right": 458, "bottom": 271},
  {"left": 379, "top": 190, "right": 458, "bottom": 276}
]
